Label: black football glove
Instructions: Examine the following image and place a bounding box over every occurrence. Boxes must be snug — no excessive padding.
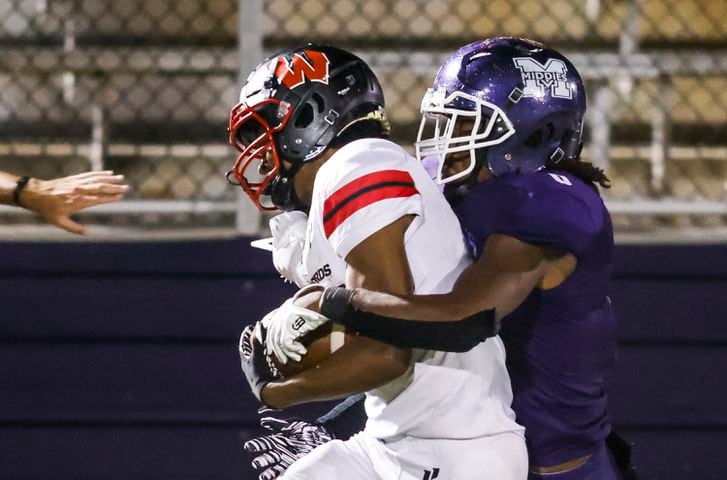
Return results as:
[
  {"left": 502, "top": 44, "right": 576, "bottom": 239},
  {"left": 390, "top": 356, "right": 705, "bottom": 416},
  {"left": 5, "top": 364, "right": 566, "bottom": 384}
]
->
[
  {"left": 244, "top": 411, "right": 333, "bottom": 480},
  {"left": 239, "top": 324, "right": 278, "bottom": 403}
]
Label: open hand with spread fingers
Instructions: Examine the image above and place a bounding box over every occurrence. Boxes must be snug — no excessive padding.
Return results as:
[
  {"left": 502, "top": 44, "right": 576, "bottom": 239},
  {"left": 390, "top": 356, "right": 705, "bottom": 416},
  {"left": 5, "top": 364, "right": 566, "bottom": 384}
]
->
[
  {"left": 17, "top": 171, "right": 129, "bottom": 234},
  {"left": 244, "top": 411, "right": 333, "bottom": 480}
]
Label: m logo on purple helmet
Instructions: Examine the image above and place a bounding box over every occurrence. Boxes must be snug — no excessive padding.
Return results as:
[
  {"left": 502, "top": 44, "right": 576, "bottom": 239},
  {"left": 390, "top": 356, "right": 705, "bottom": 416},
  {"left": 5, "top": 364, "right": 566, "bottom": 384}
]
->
[{"left": 513, "top": 57, "right": 572, "bottom": 99}]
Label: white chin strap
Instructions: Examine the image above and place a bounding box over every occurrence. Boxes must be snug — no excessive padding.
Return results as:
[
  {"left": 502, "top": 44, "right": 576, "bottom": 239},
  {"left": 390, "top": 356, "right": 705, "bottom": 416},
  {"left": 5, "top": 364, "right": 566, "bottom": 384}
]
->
[{"left": 415, "top": 89, "right": 516, "bottom": 184}]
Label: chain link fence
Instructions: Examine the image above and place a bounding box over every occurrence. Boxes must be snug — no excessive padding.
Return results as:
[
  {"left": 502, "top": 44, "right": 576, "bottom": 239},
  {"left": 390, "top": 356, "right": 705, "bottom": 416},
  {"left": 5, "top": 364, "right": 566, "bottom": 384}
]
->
[
  {"left": 0, "top": 0, "right": 242, "bottom": 235},
  {"left": 1, "top": 0, "right": 726, "bottom": 239}
]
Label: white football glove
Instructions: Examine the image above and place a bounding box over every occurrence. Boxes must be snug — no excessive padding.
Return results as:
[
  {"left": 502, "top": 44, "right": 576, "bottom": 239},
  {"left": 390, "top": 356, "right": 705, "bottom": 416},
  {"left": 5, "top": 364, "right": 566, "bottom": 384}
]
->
[
  {"left": 263, "top": 286, "right": 331, "bottom": 365},
  {"left": 269, "top": 211, "right": 309, "bottom": 287}
]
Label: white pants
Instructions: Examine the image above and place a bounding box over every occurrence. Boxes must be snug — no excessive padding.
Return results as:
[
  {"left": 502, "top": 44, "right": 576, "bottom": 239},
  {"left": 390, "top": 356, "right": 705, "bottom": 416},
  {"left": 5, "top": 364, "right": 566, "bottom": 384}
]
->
[{"left": 282, "top": 430, "right": 528, "bottom": 480}]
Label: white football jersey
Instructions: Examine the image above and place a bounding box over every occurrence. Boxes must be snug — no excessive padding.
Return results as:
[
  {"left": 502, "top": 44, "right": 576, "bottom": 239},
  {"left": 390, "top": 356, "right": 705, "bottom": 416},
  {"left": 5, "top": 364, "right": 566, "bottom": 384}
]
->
[{"left": 302, "top": 138, "right": 523, "bottom": 440}]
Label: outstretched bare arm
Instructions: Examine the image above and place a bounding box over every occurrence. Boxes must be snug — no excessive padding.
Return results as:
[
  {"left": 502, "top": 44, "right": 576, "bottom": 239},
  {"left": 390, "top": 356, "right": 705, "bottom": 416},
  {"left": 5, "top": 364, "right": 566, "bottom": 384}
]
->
[
  {"left": 0, "top": 170, "right": 129, "bottom": 234},
  {"left": 348, "top": 233, "right": 570, "bottom": 321}
]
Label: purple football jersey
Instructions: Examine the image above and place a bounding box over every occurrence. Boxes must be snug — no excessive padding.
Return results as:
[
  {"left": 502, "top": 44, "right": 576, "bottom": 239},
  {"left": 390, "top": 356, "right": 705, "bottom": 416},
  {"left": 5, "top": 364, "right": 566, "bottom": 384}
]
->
[{"left": 455, "top": 170, "right": 616, "bottom": 468}]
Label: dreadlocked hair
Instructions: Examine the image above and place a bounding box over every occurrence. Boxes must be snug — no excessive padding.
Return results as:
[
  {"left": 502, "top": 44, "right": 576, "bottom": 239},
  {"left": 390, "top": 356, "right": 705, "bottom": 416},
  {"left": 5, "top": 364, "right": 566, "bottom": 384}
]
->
[{"left": 550, "top": 157, "right": 611, "bottom": 189}]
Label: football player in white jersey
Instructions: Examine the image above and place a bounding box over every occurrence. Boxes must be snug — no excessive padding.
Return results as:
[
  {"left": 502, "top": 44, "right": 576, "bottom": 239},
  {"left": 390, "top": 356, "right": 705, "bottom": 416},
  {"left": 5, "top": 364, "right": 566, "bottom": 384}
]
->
[{"left": 228, "top": 44, "right": 526, "bottom": 480}]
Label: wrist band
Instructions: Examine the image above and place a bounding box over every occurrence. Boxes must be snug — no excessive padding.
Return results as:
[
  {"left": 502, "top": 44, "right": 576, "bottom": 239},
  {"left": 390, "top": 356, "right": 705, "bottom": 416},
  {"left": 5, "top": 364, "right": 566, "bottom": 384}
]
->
[
  {"left": 320, "top": 286, "right": 356, "bottom": 320},
  {"left": 12, "top": 176, "right": 30, "bottom": 206}
]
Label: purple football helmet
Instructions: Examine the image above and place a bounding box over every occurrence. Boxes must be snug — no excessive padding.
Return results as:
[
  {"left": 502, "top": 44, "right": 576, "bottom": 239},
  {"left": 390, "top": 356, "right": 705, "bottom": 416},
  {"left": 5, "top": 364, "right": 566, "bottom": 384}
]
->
[{"left": 416, "top": 37, "right": 586, "bottom": 182}]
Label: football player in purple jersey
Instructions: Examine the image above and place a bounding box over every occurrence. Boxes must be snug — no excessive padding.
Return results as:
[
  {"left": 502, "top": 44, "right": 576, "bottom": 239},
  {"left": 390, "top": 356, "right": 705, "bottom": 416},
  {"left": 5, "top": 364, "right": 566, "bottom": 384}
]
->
[{"left": 251, "top": 37, "right": 638, "bottom": 480}]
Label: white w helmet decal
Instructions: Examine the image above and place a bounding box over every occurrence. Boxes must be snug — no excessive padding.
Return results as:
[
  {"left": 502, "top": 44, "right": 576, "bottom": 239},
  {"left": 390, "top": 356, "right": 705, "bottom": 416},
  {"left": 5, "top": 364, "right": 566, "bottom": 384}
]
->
[{"left": 513, "top": 57, "right": 573, "bottom": 99}]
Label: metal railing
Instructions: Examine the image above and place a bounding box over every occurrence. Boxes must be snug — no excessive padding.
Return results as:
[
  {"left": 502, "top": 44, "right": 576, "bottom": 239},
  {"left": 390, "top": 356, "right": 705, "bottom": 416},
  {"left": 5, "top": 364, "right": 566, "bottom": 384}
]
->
[{"left": 1, "top": 0, "right": 725, "bottom": 239}]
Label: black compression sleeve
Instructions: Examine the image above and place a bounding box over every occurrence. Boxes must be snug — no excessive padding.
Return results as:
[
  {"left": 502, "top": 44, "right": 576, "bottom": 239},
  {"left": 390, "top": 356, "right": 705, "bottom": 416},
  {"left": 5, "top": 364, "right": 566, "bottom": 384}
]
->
[
  {"left": 320, "top": 288, "right": 500, "bottom": 352},
  {"left": 316, "top": 393, "right": 367, "bottom": 440}
]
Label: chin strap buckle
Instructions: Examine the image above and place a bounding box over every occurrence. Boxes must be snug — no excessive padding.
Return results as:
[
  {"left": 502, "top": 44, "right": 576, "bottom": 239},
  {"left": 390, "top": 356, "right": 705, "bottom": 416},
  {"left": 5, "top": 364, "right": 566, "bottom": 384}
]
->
[{"left": 324, "top": 109, "right": 340, "bottom": 125}]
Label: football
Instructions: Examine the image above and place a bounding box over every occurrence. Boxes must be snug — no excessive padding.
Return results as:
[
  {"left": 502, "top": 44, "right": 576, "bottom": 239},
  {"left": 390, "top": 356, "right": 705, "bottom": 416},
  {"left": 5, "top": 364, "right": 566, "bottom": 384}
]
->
[{"left": 269, "top": 288, "right": 351, "bottom": 378}]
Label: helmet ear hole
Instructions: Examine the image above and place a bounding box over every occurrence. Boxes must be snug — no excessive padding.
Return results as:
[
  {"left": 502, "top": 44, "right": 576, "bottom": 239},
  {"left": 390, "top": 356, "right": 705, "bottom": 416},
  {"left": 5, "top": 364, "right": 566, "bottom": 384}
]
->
[
  {"left": 294, "top": 103, "right": 315, "bottom": 128},
  {"left": 311, "top": 93, "right": 326, "bottom": 113},
  {"left": 545, "top": 122, "right": 556, "bottom": 142},
  {"left": 524, "top": 129, "right": 543, "bottom": 149},
  {"left": 524, "top": 122, "right": 557, "bottom": 149}
]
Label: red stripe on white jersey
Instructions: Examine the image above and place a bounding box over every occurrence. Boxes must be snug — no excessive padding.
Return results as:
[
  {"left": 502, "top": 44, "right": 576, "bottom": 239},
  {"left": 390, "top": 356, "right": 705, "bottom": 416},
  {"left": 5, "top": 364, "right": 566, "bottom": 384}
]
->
[{"left": 323, "top": 169, "right": 418, "bottom": 238}]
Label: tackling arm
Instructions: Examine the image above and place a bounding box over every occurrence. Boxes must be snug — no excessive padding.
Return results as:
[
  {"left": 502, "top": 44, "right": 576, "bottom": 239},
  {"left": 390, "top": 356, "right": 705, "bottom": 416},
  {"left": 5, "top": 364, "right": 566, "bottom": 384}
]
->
[
  {"left": 320, "top": 234, "right": 573, "bottom": 345},
  {"left": 260, "top": 216, "right": 414, "bottom": 409},
  {"left": 354, "top": 233, "right": 553, "bottom": 320}
]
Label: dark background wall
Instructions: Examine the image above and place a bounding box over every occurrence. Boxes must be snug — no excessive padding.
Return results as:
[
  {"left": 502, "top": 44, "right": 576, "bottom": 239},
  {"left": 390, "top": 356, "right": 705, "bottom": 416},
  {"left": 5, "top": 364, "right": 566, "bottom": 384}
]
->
[{"left": 1, "top": 239, "right": 725, "bottom": 479}]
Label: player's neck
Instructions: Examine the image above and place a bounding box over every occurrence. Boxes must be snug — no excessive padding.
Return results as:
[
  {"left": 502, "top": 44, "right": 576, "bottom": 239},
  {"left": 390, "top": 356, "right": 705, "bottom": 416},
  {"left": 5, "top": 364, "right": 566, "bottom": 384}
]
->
[
  {"left": 293, "top": 148, "right": 338, "bottom": 206},
  {"left": 477, "top": 167, "right": 494, "bottom": 183}
]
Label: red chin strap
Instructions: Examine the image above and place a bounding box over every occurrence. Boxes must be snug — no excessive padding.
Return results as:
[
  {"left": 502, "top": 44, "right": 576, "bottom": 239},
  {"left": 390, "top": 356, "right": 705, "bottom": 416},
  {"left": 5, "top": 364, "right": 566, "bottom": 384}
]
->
[{"left": 228, "top": 98, "right": 293, "bottom": 211}]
